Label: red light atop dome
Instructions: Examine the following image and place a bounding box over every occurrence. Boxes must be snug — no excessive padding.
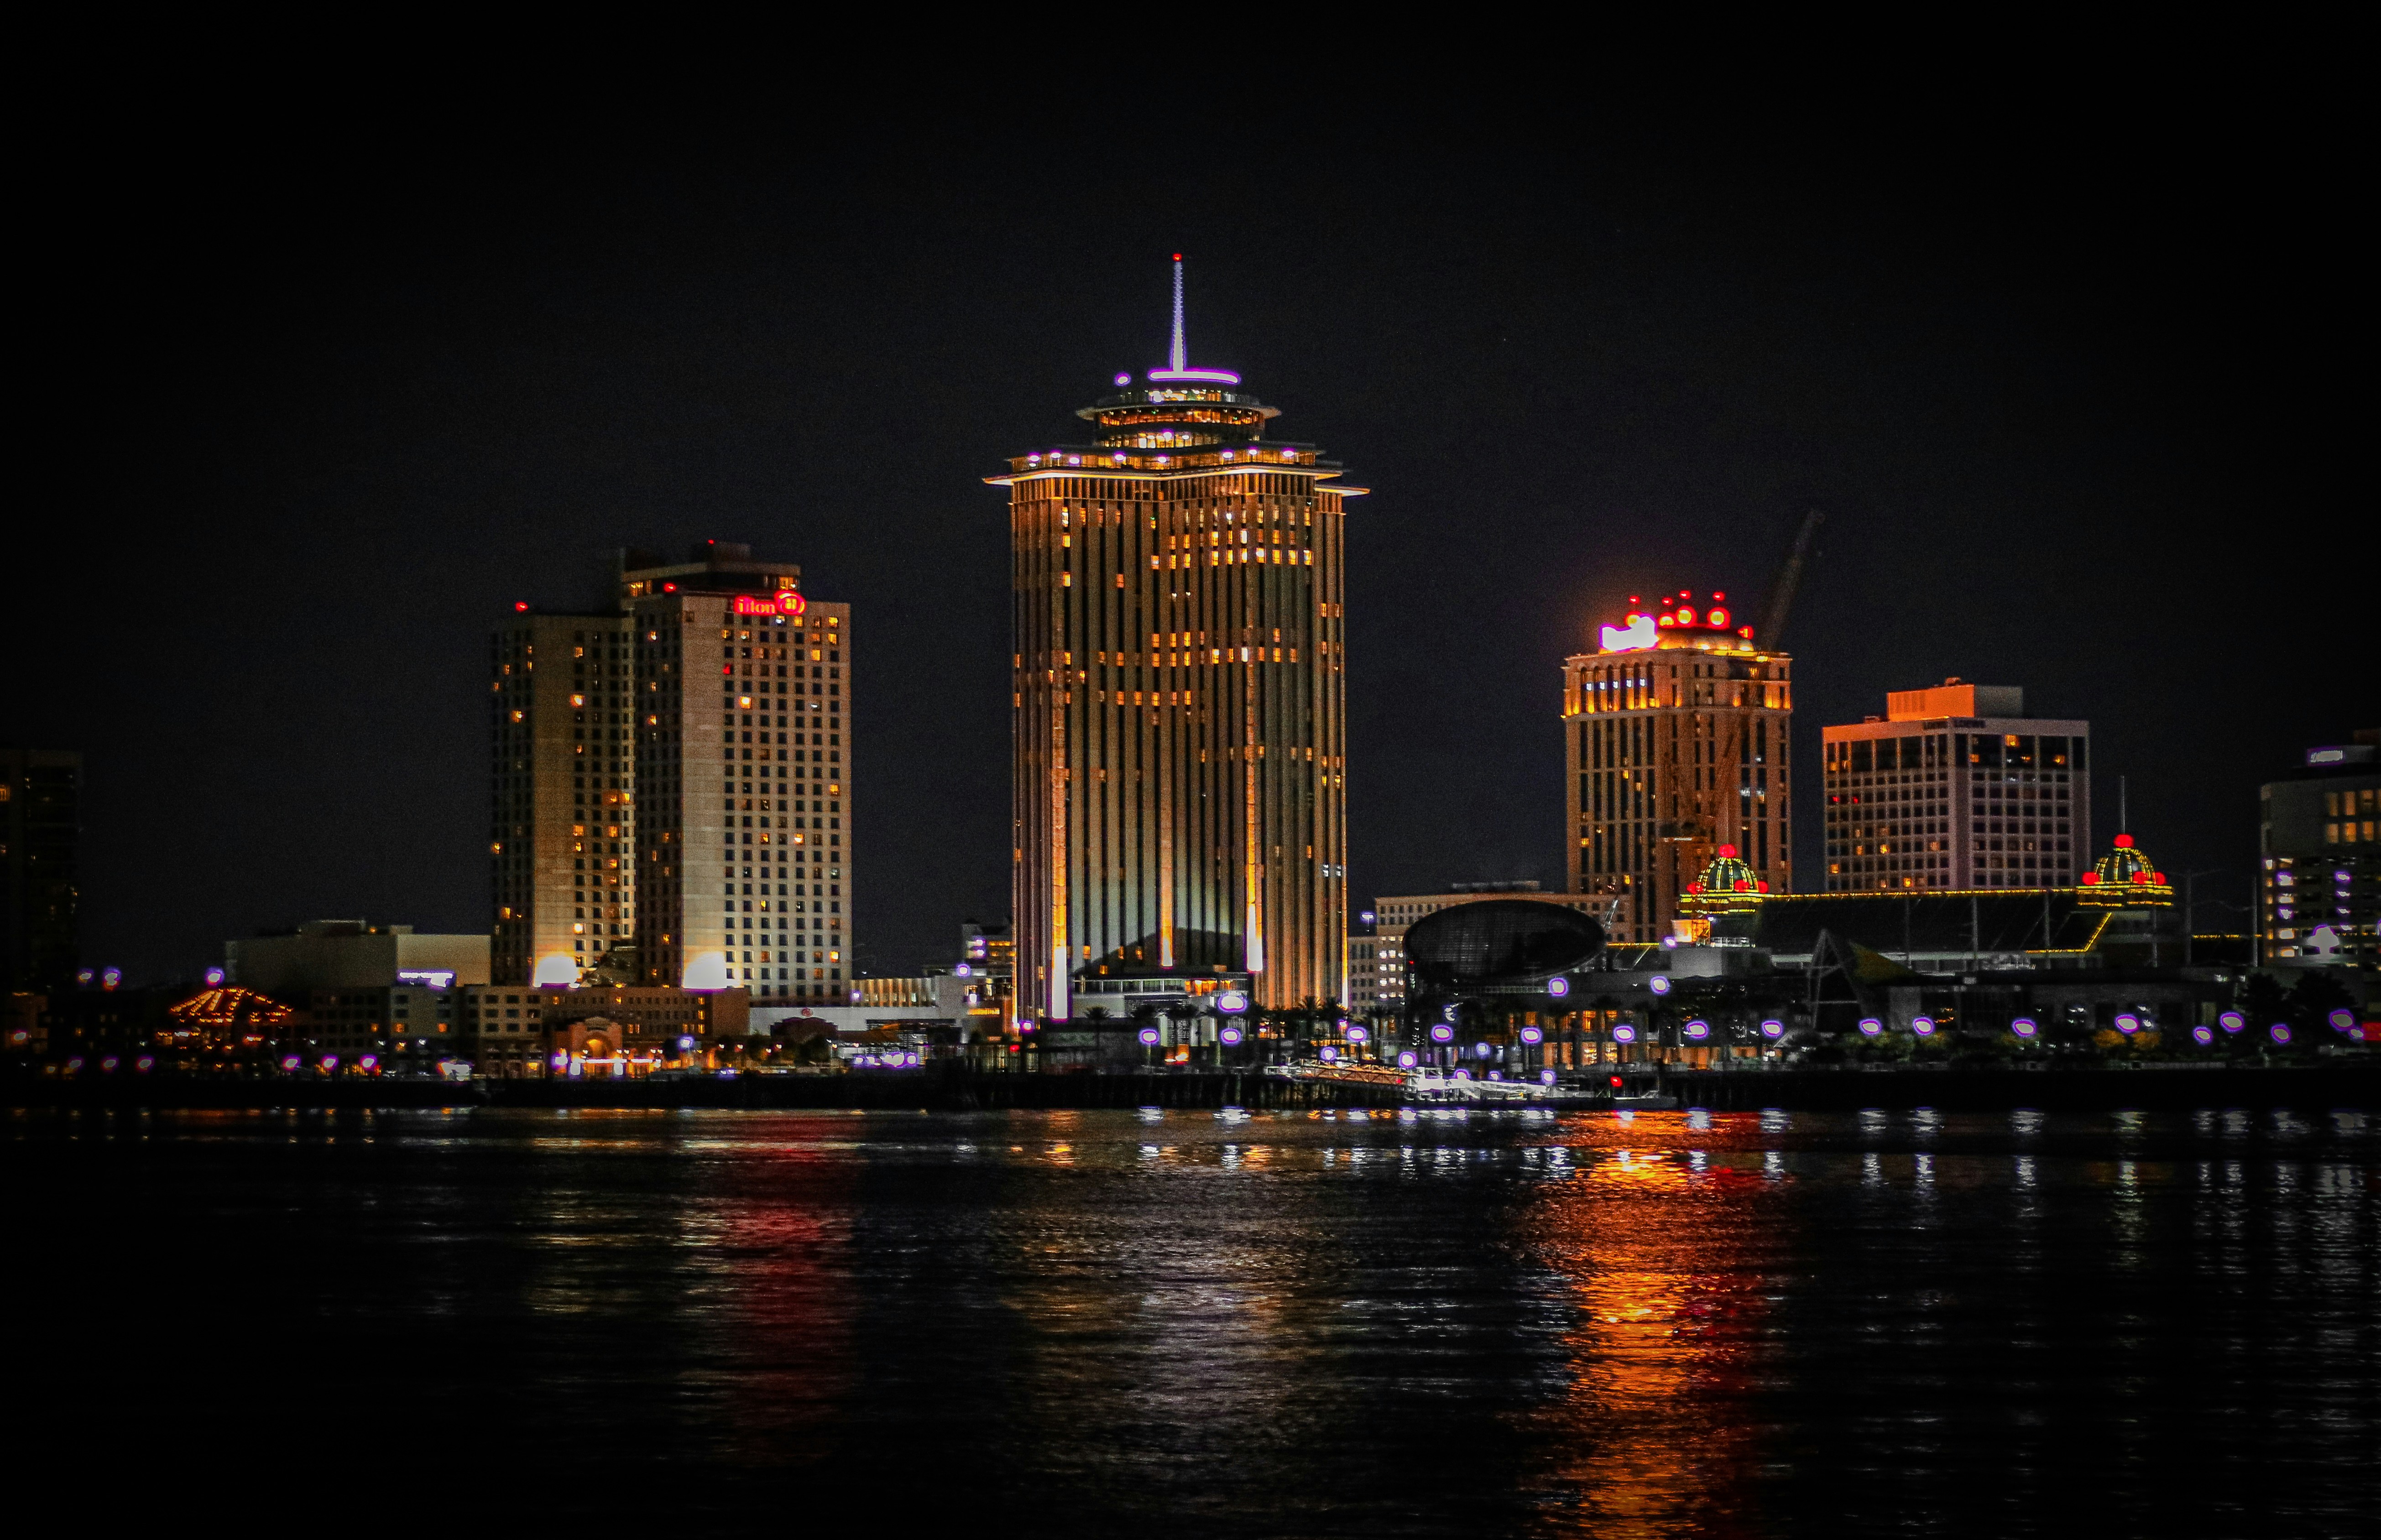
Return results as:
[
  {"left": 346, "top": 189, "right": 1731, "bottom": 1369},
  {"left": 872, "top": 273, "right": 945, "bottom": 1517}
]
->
[
  {"left": 2114, "top": 834, "right": 2134, "bottom": 848},
  {"left": 1717, "top": 843, "right": 1738, "bottom": 858}
]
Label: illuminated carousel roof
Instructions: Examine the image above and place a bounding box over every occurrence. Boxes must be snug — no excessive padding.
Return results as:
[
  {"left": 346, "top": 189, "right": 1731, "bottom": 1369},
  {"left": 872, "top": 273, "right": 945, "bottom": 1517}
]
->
[
  {"left": 2078, "top": 832, "right": 2172, "bottom": 907},
  {"left": 167, "top": 986, "right": 293, "bottom": 1027}
]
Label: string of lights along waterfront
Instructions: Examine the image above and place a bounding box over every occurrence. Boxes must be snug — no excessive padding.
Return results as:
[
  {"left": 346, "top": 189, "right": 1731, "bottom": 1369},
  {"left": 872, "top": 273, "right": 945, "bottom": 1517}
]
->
[{"left": 993, "top": 259, "right": 1363, "bottom": 1020}]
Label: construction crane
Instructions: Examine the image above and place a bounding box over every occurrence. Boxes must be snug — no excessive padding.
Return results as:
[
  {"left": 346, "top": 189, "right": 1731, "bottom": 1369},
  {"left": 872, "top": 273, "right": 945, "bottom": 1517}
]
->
[{"left": 1759, "top": 510, "right": 1825, "bottom": 650}]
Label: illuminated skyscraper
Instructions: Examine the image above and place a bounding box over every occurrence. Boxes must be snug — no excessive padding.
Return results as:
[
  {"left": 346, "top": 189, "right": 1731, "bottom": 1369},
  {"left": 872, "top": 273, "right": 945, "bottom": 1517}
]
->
[
  {"left": 492, "top": 541, "right": 856, "bottom": 1001},
  {"left": 1822, "top": 679, "right": 2090, "bottom": 892},
  {"left": 622, "top": 543, "right": 854, "bottom": 1003},
  {"left": 490, "top": 609, "right": 635, "bottom": 985},
  {"left": 992, "top": 260, "right": 1361, "bottom": 1020},
  {"left": 1563, "top": 592, "right": 1792, "bottom": 943}
]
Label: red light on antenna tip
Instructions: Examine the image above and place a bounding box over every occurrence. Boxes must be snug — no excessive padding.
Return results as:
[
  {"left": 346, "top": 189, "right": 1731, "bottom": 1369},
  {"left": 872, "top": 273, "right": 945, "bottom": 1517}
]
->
[
  {"left": 1172, "top": 252, "right": 1182, "bottom": 261},
  {"left": 513, "top": 602, "right": 528, "bottom": 612}
]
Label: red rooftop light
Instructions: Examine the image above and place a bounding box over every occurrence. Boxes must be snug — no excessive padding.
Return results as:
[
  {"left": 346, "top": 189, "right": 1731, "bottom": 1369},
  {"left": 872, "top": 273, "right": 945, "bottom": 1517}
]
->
[
  {"left": 513, "top": 602, "right": 528, "bottom": 612},
  {"left": 2114, "top": 834, "right": 2135, "bottom": 848}
]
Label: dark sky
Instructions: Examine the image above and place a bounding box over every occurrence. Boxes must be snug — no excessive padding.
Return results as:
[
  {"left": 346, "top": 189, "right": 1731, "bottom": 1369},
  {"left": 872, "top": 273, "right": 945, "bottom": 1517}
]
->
[{"left": 15, "top": 92, "right": 2359, "bottom": 984}]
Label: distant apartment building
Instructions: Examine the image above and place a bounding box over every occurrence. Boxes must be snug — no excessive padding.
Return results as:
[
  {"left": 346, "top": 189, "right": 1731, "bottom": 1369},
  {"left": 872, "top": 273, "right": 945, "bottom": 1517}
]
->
[
  {"left": 0, "top": 748, "right": 80, "bottom": 991},
  {"left": 1563, "top": 592, "right": 1791, "bottom": 943},
  {"left": 2260, "top": 732, "right": 2380, "bottom": 967},
  {"left": 1823, "top": 680, "right": 2091, "bottom": 892}
]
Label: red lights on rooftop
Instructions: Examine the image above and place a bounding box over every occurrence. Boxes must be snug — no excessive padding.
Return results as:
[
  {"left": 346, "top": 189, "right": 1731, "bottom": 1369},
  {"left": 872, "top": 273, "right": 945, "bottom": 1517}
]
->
[{"left": 2114, "top": 833, "right": 2134, "bottom": 848}]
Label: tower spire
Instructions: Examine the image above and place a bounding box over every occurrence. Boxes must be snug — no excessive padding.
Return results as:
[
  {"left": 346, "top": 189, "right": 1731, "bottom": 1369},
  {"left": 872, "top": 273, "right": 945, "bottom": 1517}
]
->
[
  {"left": 1170, "top": 253, "right": 1186, "bottom": 374},
  {"left": 1146, "top": 256, "right": 1241, "bottom": 385}
]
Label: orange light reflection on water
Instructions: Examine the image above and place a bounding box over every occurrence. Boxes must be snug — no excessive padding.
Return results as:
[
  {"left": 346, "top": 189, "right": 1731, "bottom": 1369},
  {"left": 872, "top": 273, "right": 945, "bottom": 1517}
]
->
[{"left": 1523, "top": 1114, "right": 1778, "bottom": 1539}]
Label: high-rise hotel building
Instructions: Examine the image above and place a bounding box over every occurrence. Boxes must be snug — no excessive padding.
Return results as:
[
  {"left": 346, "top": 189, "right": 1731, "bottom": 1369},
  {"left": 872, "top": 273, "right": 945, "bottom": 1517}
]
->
[
  {"left": 1821, "top": 679, "right": 2090, "bottom": 891},
  {"left": 992, "top": 261, "right": 1359, "bottom": 1020},
  {"left": 491, "top": 610, "right": 636, "bottom": 985},
  {"left": 491, "top": 542, "right": 854, "bottom": 1001},
  {"left": 1562, "top": 593, "right": 1791, "bottom": 943},
  {"left": 624, "top": 544, "right": 853, "bottom": 1002}
]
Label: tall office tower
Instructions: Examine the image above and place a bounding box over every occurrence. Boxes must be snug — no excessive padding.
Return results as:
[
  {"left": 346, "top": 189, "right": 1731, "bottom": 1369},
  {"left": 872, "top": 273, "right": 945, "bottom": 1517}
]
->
[
  {"left": 1563, "top": 592, "right": 1792, "bottom": 944},
  {"left": 490, "top": 610, "right": 636, "bottom": 984},
  {"left": 2258, "top": 731, "right": 2379, "bottom": 966},
  {"left": 0, "top": 748, "right": 80, "bottom": 990},
  {"left": 622, "top": 543, "right": 854, "bottom": 1002},
  {"left": 1821, "top": 679, "right": 2091, "bottom": 892},
  {"left": 992, "top": 260, "right": 1361, "bottom": 1020}
]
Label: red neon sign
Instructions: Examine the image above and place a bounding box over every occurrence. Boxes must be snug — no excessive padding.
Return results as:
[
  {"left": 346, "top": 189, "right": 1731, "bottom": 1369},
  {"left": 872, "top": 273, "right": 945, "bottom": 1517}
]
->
[{"left": 732, "top": 591, "right": 807, "bottom": 619}]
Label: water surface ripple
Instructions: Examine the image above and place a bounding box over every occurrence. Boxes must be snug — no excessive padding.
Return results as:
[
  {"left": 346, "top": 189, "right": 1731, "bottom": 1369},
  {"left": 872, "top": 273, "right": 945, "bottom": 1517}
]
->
[{"left": 8, "top": 1105, "right": 2375, "bottom": 1536}]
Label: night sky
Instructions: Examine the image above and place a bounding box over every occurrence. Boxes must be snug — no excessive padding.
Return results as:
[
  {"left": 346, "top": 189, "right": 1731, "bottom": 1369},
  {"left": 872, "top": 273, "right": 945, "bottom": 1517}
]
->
[{"left": 16, "top": 98, "right": 2357, "bottom": 984}]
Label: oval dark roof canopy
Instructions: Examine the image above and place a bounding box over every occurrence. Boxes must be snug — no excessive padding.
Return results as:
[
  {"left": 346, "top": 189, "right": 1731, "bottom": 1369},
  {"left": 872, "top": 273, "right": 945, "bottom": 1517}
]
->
[{"left": 1404, "top": 900, "right": 1606, "bottom": 989}]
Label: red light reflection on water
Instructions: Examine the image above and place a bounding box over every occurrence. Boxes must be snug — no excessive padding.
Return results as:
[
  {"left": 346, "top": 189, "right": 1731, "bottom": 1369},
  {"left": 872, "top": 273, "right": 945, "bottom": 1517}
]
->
[{"left": 1521, "top": 1113, "right": 1777, "bottom": 1538}]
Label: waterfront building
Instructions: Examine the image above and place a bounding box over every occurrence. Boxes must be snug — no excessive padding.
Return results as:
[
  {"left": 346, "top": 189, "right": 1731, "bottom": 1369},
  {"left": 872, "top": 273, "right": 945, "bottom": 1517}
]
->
[
  {"left": 620, "top": 542, "right": 855, "bottom": 1003},
  {"left": 1822, "top": 679, "right": 2090, "bottom": 892},
  {"left": 1348, "top": 908, "right": 1384, "bottom": 1016},
  {"left": 992, "top": 260, "right": 1359, "bottom": 1019},
  {"left": 464, "top": 982, "right": 743, "bottom": 1076},
  {"left": 490, "top": 606, "right": 637, "bottom": 984},
  {"left": 0, "top": 748, "right": 80, "bottom": 992},
  {"left": 2260, "top": 732, "right": 2380, "bottom": 968},
  {"left": 227, "top": 918, "right": 489, "bottom": 995},
  {"left": 1370, "top": 884, "right": 1628, "bottom": 1009},
  {"left": 1563, "top": 592, "right": 1791, "bottom": 942}
]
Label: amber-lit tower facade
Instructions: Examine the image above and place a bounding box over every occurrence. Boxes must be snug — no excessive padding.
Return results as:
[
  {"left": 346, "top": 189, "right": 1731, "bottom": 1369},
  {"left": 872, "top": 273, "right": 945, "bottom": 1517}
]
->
[
  {"left": 1562, "top": 592, "right": 1792, "bottom": 943},
  {"left": 992, "top": 261, "right": 1363, "bottom": 1020}
]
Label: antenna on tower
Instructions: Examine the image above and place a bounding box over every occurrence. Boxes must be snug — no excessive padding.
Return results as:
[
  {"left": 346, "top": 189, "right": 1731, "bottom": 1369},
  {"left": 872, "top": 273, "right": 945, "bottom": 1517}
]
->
[
  {"left": 1146, "top": 257, "right": 1242, "bottom": 385},
  {"left": 1170, "top": 254, "right": 1186, "bottom": 374},
  {"left": 2119, "top": 775, "right": 2128, "bottom": 833}
]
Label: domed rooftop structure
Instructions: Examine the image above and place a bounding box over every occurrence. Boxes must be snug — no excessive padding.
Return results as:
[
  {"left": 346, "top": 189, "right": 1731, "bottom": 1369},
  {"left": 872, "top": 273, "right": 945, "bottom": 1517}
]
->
[
  {"left": 2078, "top": 832, "right": 2172, "bottom": 907},
  {"left": 1681, "top": 843, "right": 1769, "bottom": 916}
]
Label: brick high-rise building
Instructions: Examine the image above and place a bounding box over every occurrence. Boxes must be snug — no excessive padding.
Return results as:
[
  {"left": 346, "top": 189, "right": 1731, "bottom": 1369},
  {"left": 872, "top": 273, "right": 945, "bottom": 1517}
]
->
[
  {"left": 992, "top": 260, "right": 1360, "bottom": 1020},
  {"left": 1821, "top": 679, "right": 2091, "bottom": 892},
  {"left": 623, "top": 543, "right": 854, "bottom": 1004},
  {"left": 1563, "top": 592, "right": 1792, "bottom": 943}
]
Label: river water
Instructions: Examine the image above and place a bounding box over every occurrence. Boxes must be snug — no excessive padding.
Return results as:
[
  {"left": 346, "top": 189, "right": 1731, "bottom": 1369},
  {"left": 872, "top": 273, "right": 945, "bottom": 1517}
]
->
[{"left": 8, "top": 1105, "right": 2376, "bottom": 1536}]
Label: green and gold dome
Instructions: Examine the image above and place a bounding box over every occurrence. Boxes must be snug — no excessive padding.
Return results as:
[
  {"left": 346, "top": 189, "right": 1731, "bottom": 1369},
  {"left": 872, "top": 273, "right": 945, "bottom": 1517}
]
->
[
  {"left": 2077, "top": 833, "right": 2172, "bottom": 907},
  {"left": 1681, "top": 843, "right": 1768, "bottom": 917}
]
